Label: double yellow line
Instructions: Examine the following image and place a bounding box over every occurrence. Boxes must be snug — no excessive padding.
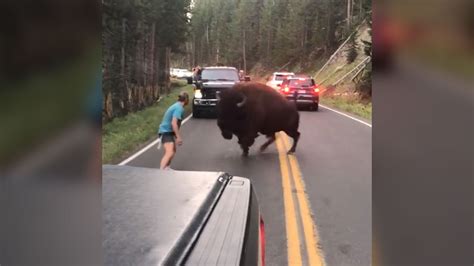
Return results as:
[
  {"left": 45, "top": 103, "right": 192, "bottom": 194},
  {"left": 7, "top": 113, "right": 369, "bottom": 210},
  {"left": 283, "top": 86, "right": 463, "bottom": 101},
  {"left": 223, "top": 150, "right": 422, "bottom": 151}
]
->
[{"left": 276, "top": 132, "right": 326, "bottom": 266}]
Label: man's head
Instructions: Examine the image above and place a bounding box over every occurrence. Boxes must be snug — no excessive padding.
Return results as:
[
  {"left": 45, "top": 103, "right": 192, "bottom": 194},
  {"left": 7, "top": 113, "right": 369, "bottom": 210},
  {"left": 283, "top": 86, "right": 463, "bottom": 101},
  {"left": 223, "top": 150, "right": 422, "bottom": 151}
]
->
[{"left": 178, "top": 91, "right": 189, "bottom": 105}]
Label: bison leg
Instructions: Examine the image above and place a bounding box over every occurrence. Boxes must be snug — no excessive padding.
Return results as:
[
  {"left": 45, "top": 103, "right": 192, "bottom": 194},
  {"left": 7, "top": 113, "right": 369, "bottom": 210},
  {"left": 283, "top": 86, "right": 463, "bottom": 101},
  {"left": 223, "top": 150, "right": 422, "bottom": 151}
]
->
[
  {"left": 259, "top": 134, "right": 276, "bottom": 152},
  {"left": 285, "top": 129, "right": 300, "bottom": 154},
  {"left": 241, "top": 144, "right": 249, "bottom": 157},
  {"left": 238, "top": 135, "right": 256, "bottom": 157}
]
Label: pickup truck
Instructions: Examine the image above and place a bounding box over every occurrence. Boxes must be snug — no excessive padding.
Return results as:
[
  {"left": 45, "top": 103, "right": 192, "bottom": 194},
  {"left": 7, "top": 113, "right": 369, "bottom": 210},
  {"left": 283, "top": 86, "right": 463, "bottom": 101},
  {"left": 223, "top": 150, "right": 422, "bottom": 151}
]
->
[
  {"left": 103, "top": 165, "right": 265, "bottom": 266},
  {"left": 188, "top": 66, "right": 250, "bottom": 118}
]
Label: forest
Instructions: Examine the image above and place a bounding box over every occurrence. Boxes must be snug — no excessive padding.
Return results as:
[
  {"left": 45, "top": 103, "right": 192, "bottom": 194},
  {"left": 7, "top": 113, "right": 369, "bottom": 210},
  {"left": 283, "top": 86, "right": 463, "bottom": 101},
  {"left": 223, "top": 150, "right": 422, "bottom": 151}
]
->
[{"left": 102, "top": 0, "right": 372, "bottom": 120}]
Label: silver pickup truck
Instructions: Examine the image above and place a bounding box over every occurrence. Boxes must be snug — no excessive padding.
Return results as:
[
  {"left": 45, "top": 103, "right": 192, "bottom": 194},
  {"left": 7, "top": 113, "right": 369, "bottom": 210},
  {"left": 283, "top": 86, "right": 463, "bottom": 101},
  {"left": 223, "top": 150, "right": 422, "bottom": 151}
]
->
[{"left": 103, "top": 165, "right": 265, "bottom": 266}]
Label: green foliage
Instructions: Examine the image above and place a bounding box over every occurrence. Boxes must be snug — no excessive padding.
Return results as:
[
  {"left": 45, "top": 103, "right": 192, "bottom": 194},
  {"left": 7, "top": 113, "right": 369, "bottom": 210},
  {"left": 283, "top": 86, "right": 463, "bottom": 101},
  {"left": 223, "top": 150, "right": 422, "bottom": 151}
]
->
[
  {"left": 321, "top": 95, "right": 372, "bottom": 120},
  {"left": 355, "top": 14, "right": 372, "bottom": 98},
  {"left": 102, "top": 84, "right": 194, "bottom": 163},
  {"left": 102, "top": 0, "right": 191, "bottom": 120},
  {"left": 189, "top": 0, "right": 369, "bottom": 72},
  {"left": 357, "top": 63, "right": 372, "bottom": 98},
  {"left": 362, "top": 16, "right": 372, "bottom": 57}
]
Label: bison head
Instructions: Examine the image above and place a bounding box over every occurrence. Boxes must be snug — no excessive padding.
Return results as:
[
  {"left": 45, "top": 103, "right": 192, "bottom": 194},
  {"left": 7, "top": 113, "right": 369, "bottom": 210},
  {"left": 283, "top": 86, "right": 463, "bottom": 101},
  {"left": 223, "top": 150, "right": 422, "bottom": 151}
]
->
[
  {"left": 216, "top": 89, "right": 247, "bottom": 120},
  {"left": 216, "top": 89, "right": 248, "bottom": 140}
]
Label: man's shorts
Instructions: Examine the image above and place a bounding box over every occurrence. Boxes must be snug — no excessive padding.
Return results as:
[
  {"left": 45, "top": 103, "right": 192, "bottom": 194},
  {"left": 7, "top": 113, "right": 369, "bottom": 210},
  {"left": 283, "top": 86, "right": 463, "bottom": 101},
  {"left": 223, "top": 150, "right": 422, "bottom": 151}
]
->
[{"left": 159, "top": 132, "right": 176, "bottom": 143}]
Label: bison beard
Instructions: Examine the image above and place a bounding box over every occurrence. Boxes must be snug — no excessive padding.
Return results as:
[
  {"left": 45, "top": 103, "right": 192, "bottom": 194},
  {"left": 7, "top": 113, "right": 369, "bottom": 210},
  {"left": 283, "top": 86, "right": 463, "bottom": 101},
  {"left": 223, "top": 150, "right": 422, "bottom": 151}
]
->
[{"left": 217, "top": 82, "right": 300, "bottom": 156}]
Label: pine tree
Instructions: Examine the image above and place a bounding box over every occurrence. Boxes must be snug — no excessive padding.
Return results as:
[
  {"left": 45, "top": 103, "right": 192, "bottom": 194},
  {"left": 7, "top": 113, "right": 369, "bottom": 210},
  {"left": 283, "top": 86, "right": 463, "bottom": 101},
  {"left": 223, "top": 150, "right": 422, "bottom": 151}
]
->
[{"left": 102, "top": 0, "right": 192, "bottom": 120}]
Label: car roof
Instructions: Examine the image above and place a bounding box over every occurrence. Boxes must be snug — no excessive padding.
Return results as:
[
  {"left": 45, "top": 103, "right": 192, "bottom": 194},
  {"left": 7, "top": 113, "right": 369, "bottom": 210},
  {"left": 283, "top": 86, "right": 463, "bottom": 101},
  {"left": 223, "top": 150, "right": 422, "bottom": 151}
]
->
[
  {"left": 273, "top": 72, "right": 295, "bottom": 75},
  {"left": 204, "top": 66, "right": 237, "bottom": 70},
  {"left": 288, "top": 76, "right": 313, "bottom": 80}
]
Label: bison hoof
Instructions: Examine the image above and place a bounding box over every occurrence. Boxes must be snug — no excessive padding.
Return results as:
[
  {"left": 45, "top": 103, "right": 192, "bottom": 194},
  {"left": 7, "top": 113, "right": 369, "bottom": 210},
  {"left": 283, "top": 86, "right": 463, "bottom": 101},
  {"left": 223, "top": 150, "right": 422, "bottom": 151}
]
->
[
  {"left": 287, "top": 149, "right": 295, "bottom": 154},
  {"left": 242, "top": 151, "right": 249, "bottom": 157}
]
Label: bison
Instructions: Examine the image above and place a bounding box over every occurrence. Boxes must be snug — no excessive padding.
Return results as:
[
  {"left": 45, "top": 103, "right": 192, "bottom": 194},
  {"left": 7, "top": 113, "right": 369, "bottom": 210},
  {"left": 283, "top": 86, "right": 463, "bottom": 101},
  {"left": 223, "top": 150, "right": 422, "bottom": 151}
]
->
[{"left": 217, "top": 82, "right": 300, "bottom": 156}]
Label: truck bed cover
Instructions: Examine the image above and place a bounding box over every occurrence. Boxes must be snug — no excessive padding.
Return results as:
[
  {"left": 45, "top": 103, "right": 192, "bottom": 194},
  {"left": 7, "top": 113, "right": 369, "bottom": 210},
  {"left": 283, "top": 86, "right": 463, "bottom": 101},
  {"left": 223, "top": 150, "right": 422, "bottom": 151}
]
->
[{"left": 102, "top": 165, "right": 231, "bottom": 265}]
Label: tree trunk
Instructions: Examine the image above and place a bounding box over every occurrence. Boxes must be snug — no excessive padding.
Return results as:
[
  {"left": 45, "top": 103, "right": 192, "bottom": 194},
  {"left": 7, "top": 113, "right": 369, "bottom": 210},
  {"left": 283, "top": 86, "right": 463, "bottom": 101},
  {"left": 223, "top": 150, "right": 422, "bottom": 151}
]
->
[
  {"left": 135, "top": 21, "right": 141, "bottom": 83},
  {"left": 165, "top": 47, "right": 171, "bottom": 95},
  {"left": 121, "top": 18, "right": 126, "bottom": 77},
  {"left": 120, "top": 18, "right": 127, "bottom": 114},
  {"left": 267, "top": 27, "right": 271, "bottom": 60},
  {"left": 216, "top": 31, "right": 220, "bottom": 63},
  {"left": 347, "top": 0, "right": 352, "bottom": 28},
  {"left": 150, "top": 22, "right": 156, "bottom": 89},
  {"left": 206, "top": 24, "right": 210, "bottom": 63},
  {"left": 302, "top": 23, "right": 306, "bottom": 49},
  {"left": 186, "top": 41, "right": 193, "bottom": 68},
  {"left": 192, "top": 36, "right": 196, "bottom": 66},
  {"left": 327, "top": 0, "right": 336, "bottom": 49},
  {"left": 351, "top": 0, "right": 354, "bottom": 24},
  {"left": 242, "top": 29, "right": 247, "bottom": 72},
  {"left": 156, "top": 47, "right": 167, "bottom": 96},
  {"left": 142, "top": 27, "right": 147, "bottom": 89}
]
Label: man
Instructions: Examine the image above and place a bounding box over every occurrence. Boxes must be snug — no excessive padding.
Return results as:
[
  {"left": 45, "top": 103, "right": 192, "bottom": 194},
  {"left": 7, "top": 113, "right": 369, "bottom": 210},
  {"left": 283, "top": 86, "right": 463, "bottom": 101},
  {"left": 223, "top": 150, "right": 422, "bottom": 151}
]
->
[
  {"left": 158, "top": 91, "right": 189, "bottom": 170},
  {"left": 193, "top": 65, "right": 202, "bottom": 81},
  {"left": 239, "top": 70, "right": 245, "bottom": 80}
]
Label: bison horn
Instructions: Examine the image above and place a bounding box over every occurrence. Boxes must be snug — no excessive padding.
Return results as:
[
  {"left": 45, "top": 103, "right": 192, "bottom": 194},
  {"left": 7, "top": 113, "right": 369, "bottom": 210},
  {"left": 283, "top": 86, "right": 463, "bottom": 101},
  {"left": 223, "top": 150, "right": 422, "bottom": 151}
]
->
[{"left": 236, "top": 95, "right": 247, "bottom": 108}]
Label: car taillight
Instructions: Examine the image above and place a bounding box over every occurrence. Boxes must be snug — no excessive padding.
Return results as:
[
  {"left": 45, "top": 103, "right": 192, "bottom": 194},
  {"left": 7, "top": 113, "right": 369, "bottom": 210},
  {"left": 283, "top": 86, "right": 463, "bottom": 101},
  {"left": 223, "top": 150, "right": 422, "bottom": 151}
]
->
[
  {"left": 282, "top": 86, "right": 289, "bottom": 93},
  {"left": 260, "top": 215, "right": 265, "bottom": 266},
  {"left": 312, "top": 85, "right": 320, "bottom": 93}
]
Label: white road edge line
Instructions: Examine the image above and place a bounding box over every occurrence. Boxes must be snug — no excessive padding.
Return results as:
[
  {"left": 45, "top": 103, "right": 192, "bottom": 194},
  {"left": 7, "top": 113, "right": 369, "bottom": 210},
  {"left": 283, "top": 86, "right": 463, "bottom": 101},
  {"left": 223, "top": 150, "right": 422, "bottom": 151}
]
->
[
  {"left": 118, "top": 114, "right": 193, "bottom": 165},
  {"left": 320, "top": 104, "right": 372, "bottom": 128}
]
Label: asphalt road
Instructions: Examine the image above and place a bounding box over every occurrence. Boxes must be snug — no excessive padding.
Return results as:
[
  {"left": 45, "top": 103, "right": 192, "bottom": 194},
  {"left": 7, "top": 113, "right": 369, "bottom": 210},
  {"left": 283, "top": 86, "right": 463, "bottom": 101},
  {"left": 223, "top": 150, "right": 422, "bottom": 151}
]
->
[
  {"left": 373, "top": 60, "right": 473, "bottom": 265},
  {"left": 126, "top": 105, "right": 372, "bottom": 266}
]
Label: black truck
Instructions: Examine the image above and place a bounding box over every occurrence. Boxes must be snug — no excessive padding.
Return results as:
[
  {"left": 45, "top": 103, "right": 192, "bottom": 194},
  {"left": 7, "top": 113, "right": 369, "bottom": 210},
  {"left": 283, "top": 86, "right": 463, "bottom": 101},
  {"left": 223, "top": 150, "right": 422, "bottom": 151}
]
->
[
  {"left": 189, "top": 66, "right": 249, "bottom": 118},
  {"left": 103, "top": 165, "right": 265, "bottom": 266}
]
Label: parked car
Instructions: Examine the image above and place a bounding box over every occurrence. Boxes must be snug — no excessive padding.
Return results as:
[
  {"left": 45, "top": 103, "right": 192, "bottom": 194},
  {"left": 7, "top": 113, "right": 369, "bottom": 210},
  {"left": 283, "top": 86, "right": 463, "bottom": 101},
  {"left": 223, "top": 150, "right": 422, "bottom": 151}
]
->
[
  {"left": 170, "top": 68, "right": 179, "bottom": 77},
  {"left": 188, "top": 66, "right": 244, "bottom": 118},
  {"left": 103, "top": 165, "right": 265, "bottom": 266},
  {"left": 176, "top": 69, "right": 193, "bottom": 79},
  {"left": 279, "top": 76, "right": 319, "bottom": 111},
  {"left": 265, "top": 72, "right": 295, "bottom": 89}
]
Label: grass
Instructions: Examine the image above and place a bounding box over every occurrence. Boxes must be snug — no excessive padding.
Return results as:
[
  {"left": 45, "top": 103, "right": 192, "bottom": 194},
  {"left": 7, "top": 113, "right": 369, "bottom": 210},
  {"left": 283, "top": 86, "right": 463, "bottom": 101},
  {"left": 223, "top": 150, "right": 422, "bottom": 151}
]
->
[
  {"left": 102, "top": 82, "right": 194, "bottom": 164},
  {"left": 313, "top": 23, "right": 372, "bottom": 121},
  {"left": 170, "top": 78, "right": 188, "bottom": 89},
  {"left": 321, "top": 94, "right": 372, "bottom": 120}
]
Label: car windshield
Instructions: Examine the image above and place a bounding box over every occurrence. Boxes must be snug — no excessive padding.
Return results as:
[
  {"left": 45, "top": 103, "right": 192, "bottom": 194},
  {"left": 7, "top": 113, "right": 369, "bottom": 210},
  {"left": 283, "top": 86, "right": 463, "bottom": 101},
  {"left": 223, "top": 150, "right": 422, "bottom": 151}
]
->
[
  {"left": 275, "top": 74, "right": 293, "bottom": 81},
  {"left": 201, "top": 69, "right": 239, "bottom": 81},
  {"left": 288, "top": 79, "right": 315, "bottom": 87}
]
